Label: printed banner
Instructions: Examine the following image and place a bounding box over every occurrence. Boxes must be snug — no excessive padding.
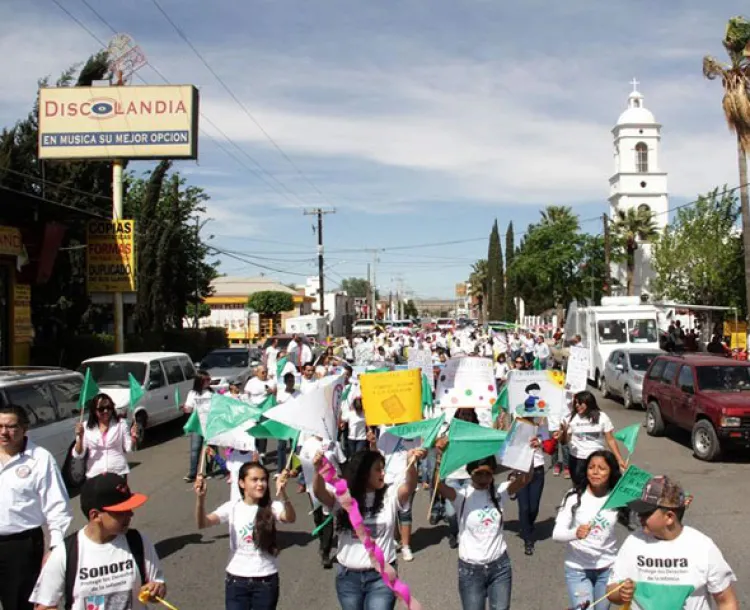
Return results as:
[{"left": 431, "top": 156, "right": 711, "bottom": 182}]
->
[
  {"left": 360, "top": 369, "right": 422, "bottom": 426},
  {"left": 86, "top": 220, "right": 136, "bottom": 292},
  {"left": 507, "top": 369, "right": 566, "bottom": 429}
]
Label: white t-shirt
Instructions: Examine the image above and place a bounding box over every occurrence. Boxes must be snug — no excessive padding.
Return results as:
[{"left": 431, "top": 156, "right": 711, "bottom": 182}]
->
[
  {"left": 244, "top": 377, "right": 276, "bottom": 405},
  {"left": 265, "top": 347, "right": 278, "bottom": 377},
  {"left": 344, "top": 409, "right": 367, "bottom": 440},
  {"left": 567, "top": 412, "right": 614, "bottom": 459},
  {"left": 30, "top": 529, "right": 163, "bottom": 610},
  {"left": 276, "top": 387, "right": 300, "bottom": 405},
  {"left": 552, "top": 489, "right": 619, "bottom": 569},
  {"left": 213, "top": 499, "right": 285, "bottom": 577},
  {"left": 336, "top": 485, "right": 404, "bottom": 570},
  {"left": 377, "top": 431, "right": 420, "bottom": 486},
  {"left": 185, "top": 390, "right": 213, "bottom": 434},
  {"left": 226, "top": 451, "right": 257, "bottom": 504},
  {"left": 299, "top": 436, "right": 338, "bottom": 511},
  {"left": 608, "top": 527, "right": 736, "bottom": 610},
  {"left": 494, "top": 362, "right": 509, "bottom": 381},
  {"left": 452, "top": 482, "right": 511, "bottom": 565},
  {"left": 299, "top": 377, "right": 319, "bottom": 395}
]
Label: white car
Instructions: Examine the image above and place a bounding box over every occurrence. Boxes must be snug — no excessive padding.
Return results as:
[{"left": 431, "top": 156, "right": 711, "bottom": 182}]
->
[
  {"left": 352, "top": 319, "right": 377, "bottom": 335},
  {"left": 79, "top": 352, "right": 195, "bottom": 449}
]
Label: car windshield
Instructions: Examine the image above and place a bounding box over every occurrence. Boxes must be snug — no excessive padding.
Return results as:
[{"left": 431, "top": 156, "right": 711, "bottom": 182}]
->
[
  {"left": 629, "top": 352, "right": 658, "bottom": 371},
  {"left": 202, "top": 351, "right": 248, "bottom": 368},
  {"left": 598, "top": 320, "right": 627, "bottom": 344},
  {"left": 696, "top": 365, "right": 750, "bottom": 392},
  {"left": 79, "top": 361, "right": 146, "bottom": 387},
  {"left": 628, "top": 319, "right": 658, "bottom": 343}
]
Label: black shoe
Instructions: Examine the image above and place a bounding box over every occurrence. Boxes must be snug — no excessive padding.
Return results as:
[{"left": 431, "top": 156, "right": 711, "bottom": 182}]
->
[
  {"left": 429, "top": 514, "right": 439, "bottom": 526},
  {"left": 448, "top": 534, "right": 458, "bottom": 549},
  {"left": 524, "top": 541, "right": 534, "bottom": 556},
  {"left": 183, "top": 475, "right": 196, "bottom": 483},
  {"left": 322, "top": 555, "right": 334, "bottom": 569}
]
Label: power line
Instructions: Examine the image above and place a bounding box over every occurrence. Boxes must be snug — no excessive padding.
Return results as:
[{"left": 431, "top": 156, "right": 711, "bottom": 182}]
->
[
  {"left": 1, "top": 167, "right": 113, "bottom": 203},
  {"left": 0, "top": 184, "right": 109, "bottom": 218},
  {"left": 207, "top": 245, "right": 313, "bottom": 277}
]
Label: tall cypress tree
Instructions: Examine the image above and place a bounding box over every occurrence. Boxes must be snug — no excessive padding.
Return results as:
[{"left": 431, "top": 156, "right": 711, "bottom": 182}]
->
[
  {"left": 488, "top": 220, "right": 504, "bottom": 320},
  {"left": 505, "top": 221, "right": 517, "bottom": 322},
  {"left": 486, "top": 224, "right": 497, "bottom": 316}
]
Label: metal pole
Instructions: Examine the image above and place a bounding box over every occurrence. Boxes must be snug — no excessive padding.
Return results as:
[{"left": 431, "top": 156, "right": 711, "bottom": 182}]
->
[
  {"left": 113, "top": 159, "right": 125, "bottom": 353},
  {"left": 194, "top": 216, "right": 200, "bottom": 329},
  {"left": 603, "top": 213, "right": 611, "bottom": 295},
  {"left": 317, "top": 210, "right": 325, "bottom": 317}
]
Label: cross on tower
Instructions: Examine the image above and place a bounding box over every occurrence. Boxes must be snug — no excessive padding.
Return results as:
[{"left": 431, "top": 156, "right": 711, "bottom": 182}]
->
[{"left": 630, "top": 77, "right": 640, "bottom": 92}]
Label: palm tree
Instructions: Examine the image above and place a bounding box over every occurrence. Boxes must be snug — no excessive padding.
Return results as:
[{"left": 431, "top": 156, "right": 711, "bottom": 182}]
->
[
  {"left": 704, "top": 16, "right": 750, "bottom": 320},
  {"left": 611, "top": 208, "right": 659, "bottom": 296},
  {"left": 540, "top": 205, "right": 579, "bottom": 228},
  {"left": 469, "top": 259, "right": 488, "bottom": 324}
]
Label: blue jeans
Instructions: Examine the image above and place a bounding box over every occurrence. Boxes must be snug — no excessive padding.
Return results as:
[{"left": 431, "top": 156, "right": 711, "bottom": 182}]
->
[
  {"left": 444, "top": 478, "right": 471, "bottom": 537},
  {"left": 457, "top": 554, "right": 512, "bottom": 610},
  {"left": 335, "top": 564, "right": 396, "bottom": 610},
  {"left": 188, "top": 434, "right": 203, "bottom": 478},
  {"left": 276, "top": 440, "right": 288, "bottom": 473},
  {"left": 225, "top": 573, "right": 279, "bottom": 610},
  {"left": 346, "top": 439, "right": 368, "bottom": 459},
  {"left": 556, "top": 442, "right": 570, "bottom": 468},
  {"left": 420, "top": 449, "right": 437, "bottom": 487},
  {"left": 564, "top": 565, "right": 610, "bottom": 610},
  {"left": 517, "top": 465, "right": 545, "bottom": 542}
]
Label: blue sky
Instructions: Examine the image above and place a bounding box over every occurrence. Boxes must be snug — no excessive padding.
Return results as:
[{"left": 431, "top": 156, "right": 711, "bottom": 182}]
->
[{"left": 0, "top": 0, "right": 746, "bottom": 297}]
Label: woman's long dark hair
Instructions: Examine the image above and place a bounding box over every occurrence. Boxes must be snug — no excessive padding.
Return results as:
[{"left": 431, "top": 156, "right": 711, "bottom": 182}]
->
[
  {"left": 573, "top": 390, "right": 601, "bottom": 425},
  {"left": 86, "top": 393, "right": 120, "bottom": 429},
  {"left": 237, "top": 462, "right": 278, "bottom": 556},
  {"left": 336, "top": 450, "right": 387, "bottom": 532},
  {"left": 192, "top": 370, "right": 212, "bottom": 393},
  {"left": 467, "top": 456, "right": 501, "bottom": 515},
  {"left": 561, "top": 450, "right": 621, "bottom": 525}
]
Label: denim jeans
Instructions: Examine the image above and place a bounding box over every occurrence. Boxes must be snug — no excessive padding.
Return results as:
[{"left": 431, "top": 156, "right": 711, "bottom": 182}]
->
[
  {"left": 564, "top": 565, "right": 611, "bottom": 610},
  {"left": 276, "top": 440, "right": 288, "bottom": 473},
  {"left": 420, "top": 448, "right": 437, "bottom": 487},
  {"left": 444, "top": 478, "right": 471, "bottom": 538},
  {"left": 225, "top": 573, "right": 279, "bottom": 610},
  {"left": 188, "top": 434, "right": 203, "bottom": 478},
  {"left": 457, "top": 553, "right": 512, "bottom": 610},
  {"left": 335, "top": 564, "right": 396, "bottom": 610},
  {"left": 517, "top": 465, "right": 545, "bottom": 542},
  {"left": 346, "top": 438, "right": 368, "bottom": 459},
  {"left": 556, "top": 442, "right": 570, "bottom": 468}
]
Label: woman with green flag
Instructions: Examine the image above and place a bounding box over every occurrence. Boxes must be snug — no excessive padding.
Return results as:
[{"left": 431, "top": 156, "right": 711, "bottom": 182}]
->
[
  {"left": 553, "top": 450, "right": 622, "bottom": 610},
  {"left": 183, "top": 371, "right": 213, "bottom": 483}
]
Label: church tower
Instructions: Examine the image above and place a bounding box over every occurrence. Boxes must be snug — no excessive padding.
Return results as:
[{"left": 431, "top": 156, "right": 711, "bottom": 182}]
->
[{"left": 609, "top": 79, "right": 668, "bottom": 296}]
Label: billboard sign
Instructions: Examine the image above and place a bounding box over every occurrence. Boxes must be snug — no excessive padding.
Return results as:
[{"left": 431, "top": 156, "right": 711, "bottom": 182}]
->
[
  {"left": 87, "top": 220, "right": 136, "bottom": 292},
  {"left": 38, "top": 85, "right": 199, "bottom": 160}
]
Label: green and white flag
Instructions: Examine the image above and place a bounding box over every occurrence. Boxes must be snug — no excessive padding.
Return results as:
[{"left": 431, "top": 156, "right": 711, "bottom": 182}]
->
[
  {"left": 387, "top": 413, "right": 445, "bottom": 449},
  {"left": 599, "top": 465, "right": 653, "bottom": 513},
  {"left": 614, "top": 423, "right": 641, "bottom": 455},
  {"left": 79, "top": 368, "right": 100, "bottom": 414},
  {"left": 439, "top": 419, "right": 508, "bottom": 479},
  {"left": 204, "top": 394, "right": 263, "bottom": 449},
  {"left": 127, "top": 373, "right": 145, "bottom": 414}
]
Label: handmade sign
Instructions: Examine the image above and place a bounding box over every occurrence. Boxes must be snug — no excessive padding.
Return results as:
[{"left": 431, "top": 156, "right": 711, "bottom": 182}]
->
[
  {"left": 599, "top": 465, "right": 653, "bottom": 512},
  {"left": 408, "top": 348, "right": 434, "bottom": 389},
  {"left": 316, "top": 455, "right": 424, "bottom": 610},
  {"left": 507, "top": 370, "right": 566, "bottom": 430},
  {"left": 498, "top": 418, "right": 537, "bottom": 472},
  {"left": 565, "top": 345, "right": 589, "bottom": 393},
  {"left": 435, "top": 357, "right": 496, "bottom": 429},
  {"left": 360, "top": 369, "right": 422, "bottom": 426}
]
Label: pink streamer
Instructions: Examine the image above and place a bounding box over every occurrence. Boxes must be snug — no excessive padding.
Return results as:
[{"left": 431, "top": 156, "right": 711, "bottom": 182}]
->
[{"left": 317, "top": 457, "right": 425, "bottom": 610}]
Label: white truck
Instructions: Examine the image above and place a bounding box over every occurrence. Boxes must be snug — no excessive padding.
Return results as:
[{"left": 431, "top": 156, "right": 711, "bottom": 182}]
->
[
  {"left": 284, "top": 315, "right": 328, "bottom": 342},
  {"left": 565, "top": 296, "right": 661, "bottom": 386}
]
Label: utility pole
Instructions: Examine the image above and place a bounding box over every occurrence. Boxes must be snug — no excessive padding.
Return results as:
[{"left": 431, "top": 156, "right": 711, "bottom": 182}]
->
[
  {"left": 603, "top": 213, "right": 611, "bottom": 296},
  {"left": 304, "top": 208, "right": 335, "bottom": 317},
  {"left": 193, "top": 216, "right": 201, "bottom": 329},
  {"left": 366, "top": 263, "right": 371, "bottom": 318}
]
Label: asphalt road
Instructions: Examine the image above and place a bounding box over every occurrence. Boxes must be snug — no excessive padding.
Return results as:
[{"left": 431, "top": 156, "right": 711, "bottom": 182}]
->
[{"left": 61, "top": 389, "right": 749, "bottom": 610}]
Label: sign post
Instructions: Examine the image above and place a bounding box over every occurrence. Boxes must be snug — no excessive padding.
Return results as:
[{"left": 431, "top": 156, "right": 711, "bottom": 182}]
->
[{"left": 113, "top": 158, "right": 125, "bottom": 353}]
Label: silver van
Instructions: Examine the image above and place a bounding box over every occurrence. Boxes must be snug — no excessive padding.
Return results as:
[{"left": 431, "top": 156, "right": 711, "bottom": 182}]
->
[{"left": 0, "top": 367, "right": 85, "bottom": 467}]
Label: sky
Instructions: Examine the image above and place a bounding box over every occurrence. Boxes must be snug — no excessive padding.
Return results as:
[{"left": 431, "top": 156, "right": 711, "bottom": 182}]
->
[{"left": 0, "top": 0, "right": 747, "bottom": 298}]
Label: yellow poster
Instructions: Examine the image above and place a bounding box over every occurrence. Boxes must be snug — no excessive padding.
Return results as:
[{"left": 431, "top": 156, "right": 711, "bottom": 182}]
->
[
  {"left": 86, "top": 220, "right": 136, "bottom": 292},
  {"left": 13, "top": 284, "right": 32, "bottom": 343},
  {"left": 724, "top": 321, "right": 747, "bottom": 350},
  {"left": 360, "top": 368, "right": 423, "bottom": 426}
]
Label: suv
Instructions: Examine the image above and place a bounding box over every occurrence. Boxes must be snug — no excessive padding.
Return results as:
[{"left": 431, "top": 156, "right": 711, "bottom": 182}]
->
[
  {"left": 199, "top": 347, "right": 261, "bottom": 391},
  {"left": 0, "top": 367, "right": 85, "bottom": 467},
  {"left": 642, "top": 353, "right": 750, "bottom": 461}
]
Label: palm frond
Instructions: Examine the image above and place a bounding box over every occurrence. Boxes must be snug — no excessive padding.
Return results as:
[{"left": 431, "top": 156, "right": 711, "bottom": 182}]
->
[{"left": 703, "top": 56, "right": 728, "bottom": 80}]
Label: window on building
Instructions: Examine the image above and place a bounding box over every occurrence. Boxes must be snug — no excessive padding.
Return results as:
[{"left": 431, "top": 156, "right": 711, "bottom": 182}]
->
[{"left": 635, "top": 142, "right": 648, "bottom": 173}]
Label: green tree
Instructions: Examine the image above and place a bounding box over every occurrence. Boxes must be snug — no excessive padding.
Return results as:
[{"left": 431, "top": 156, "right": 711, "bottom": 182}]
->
[
  {"left": 652, "top": 187, "right": 746, "bottom": 315},
  {"left": 704, "top": 16, "right": 750, "bottom": 321},
  {"left": 611, "top": 207, "right": 659, "bottom": 296},
  {"left": 504, "top": 222, "right": 517, "bottom": 322},
  {"left": 469, "top": 259, "right": 488, "bottom": 324},
  {"left": 487, "top": 220, "right": 505, "bottom": 320},
  {"left": 185, "top": 302, "right": 212, "bottom": 321},
  {"left": 341, "top": 277, "right": 378, "bottom": 300},
  {"left": 540, "top": 205, "right": 576, "bottom": 226},
  {"left": 403, "top": 299, "right": 418, "bottom": 319},
  {"left": 247, "top": 291, "right": 295, "bottom": 315}
]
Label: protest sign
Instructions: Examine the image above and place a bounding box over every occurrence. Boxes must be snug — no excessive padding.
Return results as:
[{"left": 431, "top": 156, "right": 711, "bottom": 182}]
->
[
  {"left": 565, "top": 345, "right": 589, "bottom": 393},
  {"left": 354, "top": 342, "right": 377, "bottom": 366},
  {"left": 435, "top": 357, "right": 497, "bottom": 429},
  {"left": 499, "top": 418, "right": 536, "bottom": 472},
  {"left": 599, "top": 465, "right": 653, "bottom": 512},
  {"left": 408, "top": 347, "right": 434, "bottom": 388},
  {"left": 507, "top": 370, "right": 566, "bottom": 429},
  {"left": 360, "top": 369, "right": 422, "bottom": 426}
]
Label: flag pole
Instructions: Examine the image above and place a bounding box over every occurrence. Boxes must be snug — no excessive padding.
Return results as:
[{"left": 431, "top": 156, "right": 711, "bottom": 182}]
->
[
  {"left": 197, "top": 444, "right": 208, "bottom": 477},
  {"left": 426, "top": 454, "right": 442, "bottom": 520}
]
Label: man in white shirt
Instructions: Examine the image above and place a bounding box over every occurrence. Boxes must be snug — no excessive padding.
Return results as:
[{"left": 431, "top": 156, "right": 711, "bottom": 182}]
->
[
  {"left": 0, "top": 405, "right": 73, "bottom": 610},
  {"left": 608, "top": 476, "right": 738, "bottom": 610},
  {"left": 523, "top": 333, "right": 536, "bottom": 365},
  {"left": 300, "top": 362, "right": 318, "bottom": 394},
  {"left": 243, "top": 366, "right": 276, "bottom": 463},
  {"left": 287, "top": 334, "right": 301, "bottom": 368},
  {"left": 265, "top": 338, "right": 279, "bottom": 379},
  {"left": 533, "top": 335, "right": 551, "bottom": 369},
  {"left": 274, "top": 373, "right": 301, "bottom": 475}
]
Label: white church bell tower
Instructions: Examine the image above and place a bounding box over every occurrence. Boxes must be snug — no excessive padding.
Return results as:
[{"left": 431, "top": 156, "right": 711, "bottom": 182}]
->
[{"left": 609, "top": 79, "right": 668, "bottom": 296}]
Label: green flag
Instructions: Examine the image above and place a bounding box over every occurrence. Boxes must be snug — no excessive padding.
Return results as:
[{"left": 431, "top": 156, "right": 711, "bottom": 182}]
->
[
  {"left": 387, "top": 414, "right": 445, "bottom": 449},
  {"left": 128, "top": 373, "right": 145, "bottom": 413},
  {"left": 532, "top": 358, "right": 542, "bottom": 370},
  {"left": 183, "top": 409, "right": 203, "bottom": 436},
  {"left": 204, "top": 394, "right": 262, "bottom": 441},
  {"left": 174, "top": 386, "right": 182, "bottom": 411},
  {"left": 492, "top": 385, "right": 509, "bottom": 420},
  {"left": 256, "top": 393, "right": 277, "bottom": 414},
  {"left": 614, "top": 423, "right": 641, "bottom": 455},
  {"left": 341, "top": 383, "right": 353, "bottom": 403},
  {"left": 439, "top": 419, "right": 508, "bottom": 479},
  {"left": 248, "top": 419, "right": 301, "bottom": 447},
  {"left": 79, "top": 368, "right": 100, "bottom": 411},
  {"left": 421, "top": 373, "right": 433, "bottom": 413},
  {"left": 633, "top": 582, "right": 695, "bottom": 610},
  {"left": 599, "top": 464, "right": 654, "bottom": 512},
  {"left": 276, "top": 356, "right": 289, "bottom": 379}
]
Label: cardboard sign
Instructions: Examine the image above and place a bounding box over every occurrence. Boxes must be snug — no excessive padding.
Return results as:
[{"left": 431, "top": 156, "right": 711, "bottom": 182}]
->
[
  {"left": 408, "top": 348, "right": 434, "bottom": 388},
  {"left": 435, "top": 356, "right": 497, "bottom": 410},
  {"left": 507, "top": 370, "right": 566, "bottom": 430},
  {"left": 499, "top": 419, "right": 536, "bottom": 472},
  {"left": 600, "top": 465, "right": 653, "bottom": 512},
  {"left": 565, "top": 345, "right": 590, "bottom": 393},
  {"left": 360, "top": 369, "right": 422, "bottom": 426}
]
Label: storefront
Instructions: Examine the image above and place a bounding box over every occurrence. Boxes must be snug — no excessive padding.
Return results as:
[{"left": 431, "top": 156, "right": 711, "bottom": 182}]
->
[{"left": 0, "top": 224, "right": 33, "bottom": 365}]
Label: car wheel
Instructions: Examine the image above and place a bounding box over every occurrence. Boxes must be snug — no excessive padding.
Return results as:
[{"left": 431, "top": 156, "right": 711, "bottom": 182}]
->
[
  {"left": 133, "top": 412, "right": 147, "bottom": 451},
  {"left": 646, "top": 401, "right": 666, "bottom": 436},
  {"left": 600, "top": 377, "right": 611, "bottom": 399},
  {"left": 623, "top": 386, "right": 635, "bottom": 410},
  {"left": 692, "top": 420, "right": 722, "bottom": 461}
]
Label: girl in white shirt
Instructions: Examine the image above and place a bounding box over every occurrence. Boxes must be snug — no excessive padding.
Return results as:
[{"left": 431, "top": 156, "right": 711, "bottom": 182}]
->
[
  {"left": 342, "top": 397, "right": 368, "bottom": 458},
  {"left": 494, "top": 354, "right": 509, "bottom": 388},
  {"left": 553, "top": 450, "right": 622, "bottom": 610},
  {"left": 195, "top": 462, "right": 295, "bottom": 610},
  {"left": 436, "top": 455, "right": 531, "bottom": 610},
  {"left": 184, "top": 371, "right": 213, "bottom": 482},
  {"left": 560, "top": 391, "right": 626, "bottom": 486},
  {"left": 73, "top": 393, "right": 136, "bottom": 479},
  {"left": 312, "top": 447, "right": 425, "bottom": 610}
]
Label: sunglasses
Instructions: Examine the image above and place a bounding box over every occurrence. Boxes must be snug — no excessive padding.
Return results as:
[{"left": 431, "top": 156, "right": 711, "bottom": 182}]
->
[
  {"left": 515, "top": 361, "right": 525, "bottom": 365},
  {"left": 96, "top": 405, "right": 114, "bottom": 412}
]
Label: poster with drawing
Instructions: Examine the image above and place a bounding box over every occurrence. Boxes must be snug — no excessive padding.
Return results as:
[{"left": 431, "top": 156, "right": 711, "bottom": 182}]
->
[
  {"left": 507, "top": 369, "right": 567, "bottom": 431},
  {"left": 436, "top": 356, "right": 497, "bottom": 427},
  {"left": 565, "top": 345, "right": 590, "bottom": 394},
  {"left": 498, "top": 418, "right": 536, "bottom": 472}
]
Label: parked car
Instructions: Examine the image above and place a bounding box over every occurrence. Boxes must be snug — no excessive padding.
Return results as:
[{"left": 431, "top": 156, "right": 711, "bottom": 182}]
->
[
  {"left": 79, "top": 352, "right": 195, "bottom": 449},
  {"left": 600, "top": 347, "right": 664, "bottom": 410},
  {"left": 642, "top": 353, "right": 750, "bottom": 461},
  {"left": 0, "top": 367, "right": 85, "bottom": 467},
  {"left": 199, "top": 347, "right": 261, "bottom": 391},
  {"left": 352, "top": 318, "right": 377, "bottom": 336}
]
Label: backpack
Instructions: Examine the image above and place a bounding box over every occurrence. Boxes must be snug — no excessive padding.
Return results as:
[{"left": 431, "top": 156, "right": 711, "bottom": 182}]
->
[{"left": 63, "top": 529, "right": 145, "bottom": 610}]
